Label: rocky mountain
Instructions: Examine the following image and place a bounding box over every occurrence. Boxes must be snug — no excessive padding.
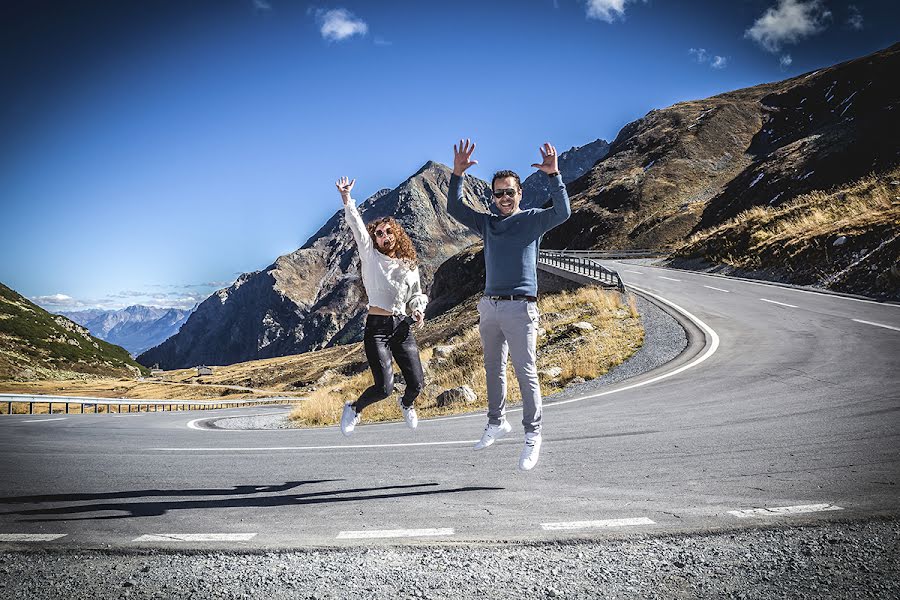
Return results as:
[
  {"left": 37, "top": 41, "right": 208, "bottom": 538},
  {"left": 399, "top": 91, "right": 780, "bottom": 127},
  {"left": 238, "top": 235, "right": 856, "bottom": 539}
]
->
[
  {"left": 137, "top": 162, "right": 490, "bottom": 369},
  {"left": 0, "top": 282, "right": 146, "bottom": 380},
  {"left": 59, "top": 305, "right": 193, "bottom": 357},
  {"left": 520, "top": 138, "right": 609, "bottom": 210},
  {"left": 542, "top": 42, "right": 900, "bottom": 251}
]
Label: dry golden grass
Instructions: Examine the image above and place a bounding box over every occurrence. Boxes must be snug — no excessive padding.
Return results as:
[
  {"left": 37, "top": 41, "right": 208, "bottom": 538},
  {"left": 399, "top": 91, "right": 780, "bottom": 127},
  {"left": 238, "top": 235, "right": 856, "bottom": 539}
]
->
[
  {"left": 289, "top": 286, "right": 644, "bottom": 427},
  {"left": 680, "top": 167, "right": 900, "bottom": 268}
]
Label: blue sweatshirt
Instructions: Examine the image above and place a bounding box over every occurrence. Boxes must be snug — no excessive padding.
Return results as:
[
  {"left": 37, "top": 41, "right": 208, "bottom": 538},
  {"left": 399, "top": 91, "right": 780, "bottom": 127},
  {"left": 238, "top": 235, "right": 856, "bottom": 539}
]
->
[{"left": 447, "top": 172, "right": 571, "bottom": 296}]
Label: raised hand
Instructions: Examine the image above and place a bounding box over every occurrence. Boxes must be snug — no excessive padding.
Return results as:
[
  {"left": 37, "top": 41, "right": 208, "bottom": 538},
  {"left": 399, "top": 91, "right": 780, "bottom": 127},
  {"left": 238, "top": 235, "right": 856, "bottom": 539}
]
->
[
  {"left": 453, "top": 139, "right": 478, "bottom": 176},
  {"left": 413, "top": 309, "right": 424, "bottom": 328},
  {"left": 531, "top": 142, "right": 559, "bottom": 175},
  {"left": 335, "top": 176, "right": 355, "bottom": 206}
]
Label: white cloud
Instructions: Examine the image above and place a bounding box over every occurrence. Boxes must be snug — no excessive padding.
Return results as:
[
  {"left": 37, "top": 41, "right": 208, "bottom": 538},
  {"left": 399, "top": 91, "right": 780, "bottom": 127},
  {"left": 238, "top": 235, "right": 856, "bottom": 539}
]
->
[
  {"left": 689, "top": 48, "right": 727, "bottom": 69},
  {"left": 780, "top": 53, "right": 793, "bottom": 68},
  {"left": 745, "top": 0, "right": 831, "bottom": 52},
  {"left": 314, "top": 8, "right": 368, "bottom": 42},
  {"left": 252, "top": 0, "right": 271, "bottom": 11},
  {"left": 689, "top": 47, "right": 708, "bottom": 63},
  {"left": 31, "top": 293, "right": 75, "bottom": 306},
  {"left": 584, "top": 0, "right": 640, "bottom": 23},
  {"left": 847, "top": 5, "right": 863, "bottom": 30}
]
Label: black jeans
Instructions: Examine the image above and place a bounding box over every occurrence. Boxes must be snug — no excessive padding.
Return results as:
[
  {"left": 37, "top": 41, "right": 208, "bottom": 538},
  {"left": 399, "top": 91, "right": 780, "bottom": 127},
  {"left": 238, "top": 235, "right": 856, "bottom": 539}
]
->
[{"left": 352, "top": 314, "right": 425, "bottom": 413}]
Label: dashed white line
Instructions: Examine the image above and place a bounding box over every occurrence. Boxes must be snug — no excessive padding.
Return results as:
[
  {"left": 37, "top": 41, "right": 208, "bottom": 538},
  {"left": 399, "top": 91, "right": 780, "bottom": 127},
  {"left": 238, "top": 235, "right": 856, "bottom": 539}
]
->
[
  {"left": 22, "top": 417, "right": 68, "bottom": 423},
  {"left": 852, "top": 319, "right": 900, "bottom": 332},
  {"left": 541, "top": 517, "right": 656, "bottom": 531},
  {"left": 336, "top": 528, "right": 454, "bottom": 539},
  {"left": 728, "top": 504, "right": 843, "bottom": 518},
  {"left": 760, "top": 298, "right": 798, "bottom": 308},
  {"left": 0, "top": 534, "right": 67, "bottom": 542},
  {"left": 704, "top": 285, "right": 730, "bottom": 293},
  {"left": 132, "top": 533, "right": 257, "bottom": 542},
  {"left": 659, "top": 276, "right": 682, "bottom": 282},
  {"left": 624, "top": 270, "right": 644, "bottom": 275}
]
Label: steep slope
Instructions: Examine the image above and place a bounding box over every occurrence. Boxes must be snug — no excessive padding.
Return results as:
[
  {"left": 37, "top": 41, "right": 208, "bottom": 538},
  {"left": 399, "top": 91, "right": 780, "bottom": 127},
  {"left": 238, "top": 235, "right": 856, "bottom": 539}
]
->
[
  {"left": 542, "top": 42, "right": 900, "bottom": 251},
  {"left": 138, "top": 162, "right": 489, "bottom": 369},
  {"left": 0, "top": 282, "right": 146, "bottom": 380}
]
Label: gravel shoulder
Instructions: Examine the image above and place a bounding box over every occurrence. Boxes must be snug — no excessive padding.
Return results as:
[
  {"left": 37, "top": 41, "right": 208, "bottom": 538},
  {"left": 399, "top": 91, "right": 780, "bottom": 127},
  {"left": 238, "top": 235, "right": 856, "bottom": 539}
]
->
[
  {"left": 213, "top": 293, "right": 686, "bottom": 431},
  {"left": 3, "top": 518, "right": 897, "bottom": 599}
]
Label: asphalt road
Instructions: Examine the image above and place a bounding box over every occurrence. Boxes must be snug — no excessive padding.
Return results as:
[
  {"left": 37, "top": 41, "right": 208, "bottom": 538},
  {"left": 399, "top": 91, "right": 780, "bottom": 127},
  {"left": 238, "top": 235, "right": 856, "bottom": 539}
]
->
[{"left": 0, "top": 263, "right": 897, "bottom": 551}]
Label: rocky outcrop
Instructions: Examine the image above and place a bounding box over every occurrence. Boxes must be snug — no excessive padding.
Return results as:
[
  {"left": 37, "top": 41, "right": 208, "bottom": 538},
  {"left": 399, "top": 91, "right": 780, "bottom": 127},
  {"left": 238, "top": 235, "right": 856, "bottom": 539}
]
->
[{"left": 138, "top": 162, "right": 490, "bottom": 369}]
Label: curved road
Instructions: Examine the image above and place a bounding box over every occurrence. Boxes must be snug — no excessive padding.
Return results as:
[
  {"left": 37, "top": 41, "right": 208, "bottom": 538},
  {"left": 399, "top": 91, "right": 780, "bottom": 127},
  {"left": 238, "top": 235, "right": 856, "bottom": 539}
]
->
[{"left": 0, "top": 263, "right": 897, "bottom": 550}]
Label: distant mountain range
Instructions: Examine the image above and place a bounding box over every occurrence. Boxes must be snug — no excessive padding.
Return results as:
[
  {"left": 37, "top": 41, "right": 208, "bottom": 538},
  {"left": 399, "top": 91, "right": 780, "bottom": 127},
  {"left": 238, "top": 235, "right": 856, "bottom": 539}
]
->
[
  {"left": 59, "top": 305, "right": 193, "bottom": 357},
  {"left": 137, "top": 162, "right": 492, "bottom": 369},
  {"left": 0, "top": 282, "right": 146, "bottom": 381}
]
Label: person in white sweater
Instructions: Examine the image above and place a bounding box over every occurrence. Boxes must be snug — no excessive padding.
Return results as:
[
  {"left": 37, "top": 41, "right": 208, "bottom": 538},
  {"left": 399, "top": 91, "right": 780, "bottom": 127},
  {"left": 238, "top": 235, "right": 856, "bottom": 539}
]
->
[{"left": 335, "top": 176, "right": 428, "bottom": 436}]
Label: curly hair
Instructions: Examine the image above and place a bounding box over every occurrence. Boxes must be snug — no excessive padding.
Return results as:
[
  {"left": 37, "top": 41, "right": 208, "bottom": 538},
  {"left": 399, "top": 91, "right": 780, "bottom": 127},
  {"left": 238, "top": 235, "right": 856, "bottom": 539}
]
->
[{"left": 366, "top": 216, "right": 418, "bottom": 268}]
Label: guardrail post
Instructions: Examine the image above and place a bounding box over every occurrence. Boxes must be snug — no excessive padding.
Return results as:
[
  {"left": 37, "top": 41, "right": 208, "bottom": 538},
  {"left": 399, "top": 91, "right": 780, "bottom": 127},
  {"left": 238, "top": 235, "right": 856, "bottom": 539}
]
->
[{"left": 29, "top": 402, "right": 33, "bottom": 414}]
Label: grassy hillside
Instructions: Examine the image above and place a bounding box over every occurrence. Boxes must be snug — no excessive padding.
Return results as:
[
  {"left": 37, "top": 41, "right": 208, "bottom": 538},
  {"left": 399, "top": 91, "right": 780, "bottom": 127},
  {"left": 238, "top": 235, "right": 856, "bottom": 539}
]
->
[
  {"left": 671, "top": 167, "right": 900, "bottom": 299},
  {"left": 0, "top": 282, "right": 148, "bottom": 380}
]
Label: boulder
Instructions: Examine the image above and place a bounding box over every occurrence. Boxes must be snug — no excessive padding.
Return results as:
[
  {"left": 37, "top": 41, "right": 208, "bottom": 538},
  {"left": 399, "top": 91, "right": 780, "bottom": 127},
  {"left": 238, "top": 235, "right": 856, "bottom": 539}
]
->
[{"left": 436, "top": 385, "right": 477, "bottom": 407}]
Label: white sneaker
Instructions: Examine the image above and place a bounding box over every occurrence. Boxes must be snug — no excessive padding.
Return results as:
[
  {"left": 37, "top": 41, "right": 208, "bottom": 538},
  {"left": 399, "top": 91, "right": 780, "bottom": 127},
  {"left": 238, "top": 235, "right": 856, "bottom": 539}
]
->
[
  {"left": 473, "top": 420, "right": 512, "bottom": 450},
  {"left": 399, "top": 399, "right": 418, "bottom": 429},
  {"left": 518, "top": 432, "right": 542, "bottom": 471},
  {"left": 340, "top": 402, "right": 360, "bottom": 436}
]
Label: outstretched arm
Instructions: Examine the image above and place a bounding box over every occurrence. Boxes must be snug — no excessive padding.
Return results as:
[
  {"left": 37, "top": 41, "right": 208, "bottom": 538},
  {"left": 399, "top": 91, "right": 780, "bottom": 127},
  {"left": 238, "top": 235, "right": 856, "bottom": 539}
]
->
[
  {"left": 336, "top": 176, "right": 372, "bottom": 253},
  {"left": 446, "top": 139, "right": 485, "bottom": 235}
]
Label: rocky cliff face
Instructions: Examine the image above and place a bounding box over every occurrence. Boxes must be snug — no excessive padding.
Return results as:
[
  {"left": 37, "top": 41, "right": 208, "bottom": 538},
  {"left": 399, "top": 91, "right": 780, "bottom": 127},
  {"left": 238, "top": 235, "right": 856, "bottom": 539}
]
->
[
  {"left": 138, "top": 162, "right": 489, "bottom": 369},
  {"left": 542, "top": 42, "right": 900, "bottom": 251},
  {"left": 61, "top": 305, "right": 192, "bottom": 357}
]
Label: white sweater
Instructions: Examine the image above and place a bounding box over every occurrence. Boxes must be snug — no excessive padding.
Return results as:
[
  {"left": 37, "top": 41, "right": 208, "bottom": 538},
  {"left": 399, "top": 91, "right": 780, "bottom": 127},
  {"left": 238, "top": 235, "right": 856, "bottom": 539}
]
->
[{"left": 344, "top": 203, "right": 428, "bottom": 317}]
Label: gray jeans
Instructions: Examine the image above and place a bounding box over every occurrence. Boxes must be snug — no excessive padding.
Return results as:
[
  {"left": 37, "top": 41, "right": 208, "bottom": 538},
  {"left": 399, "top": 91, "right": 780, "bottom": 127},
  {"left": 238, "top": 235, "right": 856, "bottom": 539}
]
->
[{"left": 477, "top": 297, "right": 542, "bottom": 434}]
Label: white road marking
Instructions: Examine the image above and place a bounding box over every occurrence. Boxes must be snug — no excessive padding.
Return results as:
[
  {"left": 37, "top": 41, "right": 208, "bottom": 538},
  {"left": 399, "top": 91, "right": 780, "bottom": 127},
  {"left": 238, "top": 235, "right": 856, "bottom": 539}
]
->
[
  {"left": 22, "top": 417, "right": 67, "bottom": 423},
  {"left": 704, "top": 285, "right": 730, "bottom": 293},
  {"left": 153, "top": 440, "right": 480, "bottom": 451},
  {"left": 336, "top": 528, "right": 454, "bottom": 539},
  {"left": 659, "top": 276, "right": 681, "bottom": 282},
  {"left": 541, "top": 517, "right": 655, "bottom": 531},
  {"left": 728, "top": 504, "right": 843, "bottom": 518},
  {"left": 624, "top": 270, "right": 644, "bottom": 275},
  {"left": 852, "top": 319, "right": 900, "bottom": 332},
  {"left": 760, "top": 298, "right": 798, "bottom": 308},
  {"left": 132, "top": 533, "right": 257, "bottom": 542},
  {"left": 0, "top": 534, "right": 67, "bottom": 542}
]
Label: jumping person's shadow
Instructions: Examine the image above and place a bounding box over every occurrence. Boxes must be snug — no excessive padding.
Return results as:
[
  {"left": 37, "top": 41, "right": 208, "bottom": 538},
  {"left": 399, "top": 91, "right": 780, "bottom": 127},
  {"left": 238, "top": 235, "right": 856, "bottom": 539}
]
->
[{"left": 0, "top": 481, "right": 504, "bottom": 521}]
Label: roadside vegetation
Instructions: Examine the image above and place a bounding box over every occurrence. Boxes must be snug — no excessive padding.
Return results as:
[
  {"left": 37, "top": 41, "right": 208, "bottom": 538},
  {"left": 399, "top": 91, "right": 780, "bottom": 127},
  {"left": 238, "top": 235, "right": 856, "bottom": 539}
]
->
[
  {"left": 673, "top": 167, "right": 900, "bottom": 298},
  {"left": 288, "top": 285, "right": 643, "bottom": 427}
]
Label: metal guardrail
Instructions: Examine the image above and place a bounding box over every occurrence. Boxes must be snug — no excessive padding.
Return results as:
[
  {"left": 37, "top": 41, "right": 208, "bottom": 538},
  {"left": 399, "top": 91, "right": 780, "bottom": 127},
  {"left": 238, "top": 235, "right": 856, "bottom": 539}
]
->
[
  {"left": 543, "top": 249, "right": 668, "bottom": 259},
  {"left": 0, "top": 393, "right": 290, "bottom": 416},
  {"left": 538, "top": 250, "right": 626, "bottom": 292}
]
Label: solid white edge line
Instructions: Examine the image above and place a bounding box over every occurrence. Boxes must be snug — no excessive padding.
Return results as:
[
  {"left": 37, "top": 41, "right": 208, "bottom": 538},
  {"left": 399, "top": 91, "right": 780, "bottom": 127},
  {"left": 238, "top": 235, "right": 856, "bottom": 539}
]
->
[
  {"left": 612, "top": 261, "right": 898, "bottom": 308},
  {"left": 0, "top": 534, "right": 67, "bottom": 542},
  {"left": 624, "top": 270, "right": 644, "bottom": 275},
  {"left": 703, "top": 285, "right": 730, "bottom": 293},
  {"left": 852, "top": 319, "right": 900, "bottom": 332},
  {"left": 541, "top": 517, "right": 656, "bottom": 531},
  {"left": 336, "top": 528, "right": 454, "bottom": 539},
  {"left": 727, "top": 504, "right": 843, "bottom": 518},
  {"left": 22, "top": 417, "right": 68, "bottom": 423},
  {"left": 760, "top": 298, "right": 798, "bottom": 308},
  {"left": 132, "top": 533, "right": 257, "bottom": 542},
  {"left": 658, "top": 276, "right": 682, "bottom": 281}
]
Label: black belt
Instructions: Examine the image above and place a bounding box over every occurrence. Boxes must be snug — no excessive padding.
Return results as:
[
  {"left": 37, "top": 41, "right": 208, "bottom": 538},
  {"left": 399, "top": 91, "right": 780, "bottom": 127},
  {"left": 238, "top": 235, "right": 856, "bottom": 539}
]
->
[{"left": 485, "top": 294, "right": 537, "bottom": 302}]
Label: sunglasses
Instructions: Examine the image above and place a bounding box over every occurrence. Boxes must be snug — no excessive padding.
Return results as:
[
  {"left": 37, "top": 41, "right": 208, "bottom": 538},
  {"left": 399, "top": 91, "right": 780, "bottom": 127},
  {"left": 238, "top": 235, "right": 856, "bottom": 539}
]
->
[
  {"left": 374, "top": 228, "right": 393, "bottom": 238},
  {"left": 492, "top": 188, "right": 517, "bottom": 199}
]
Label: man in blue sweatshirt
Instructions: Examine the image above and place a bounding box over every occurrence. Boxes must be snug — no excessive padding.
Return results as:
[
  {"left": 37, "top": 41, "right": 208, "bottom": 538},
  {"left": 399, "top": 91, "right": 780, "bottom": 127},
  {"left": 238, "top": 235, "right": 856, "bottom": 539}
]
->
[{"left": 447, "top": 139, "right": 571, "bottom": 471}]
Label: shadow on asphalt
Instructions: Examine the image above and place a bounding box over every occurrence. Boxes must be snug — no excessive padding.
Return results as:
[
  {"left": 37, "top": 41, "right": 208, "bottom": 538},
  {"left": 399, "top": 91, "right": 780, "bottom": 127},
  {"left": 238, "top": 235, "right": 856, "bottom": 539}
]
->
[{"left": 0, "top": 481, "right": 504, "bottom": 521}]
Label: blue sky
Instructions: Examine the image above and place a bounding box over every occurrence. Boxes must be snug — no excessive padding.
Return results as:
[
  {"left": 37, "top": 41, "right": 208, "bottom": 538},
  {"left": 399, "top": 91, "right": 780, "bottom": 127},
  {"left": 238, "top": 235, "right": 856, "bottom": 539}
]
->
[{"left": 1, "top": 0, "right": 897, "bottom": 312}]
